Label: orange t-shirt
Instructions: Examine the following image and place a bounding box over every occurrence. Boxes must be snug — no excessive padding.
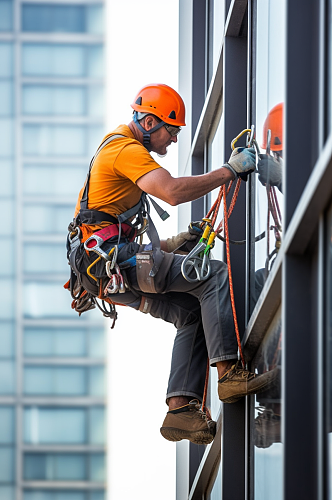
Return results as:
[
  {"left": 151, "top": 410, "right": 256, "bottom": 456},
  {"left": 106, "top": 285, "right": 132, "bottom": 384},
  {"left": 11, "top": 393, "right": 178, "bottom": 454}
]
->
[{"left": 74, "top": 124, "right": 161, "bottom": 238}]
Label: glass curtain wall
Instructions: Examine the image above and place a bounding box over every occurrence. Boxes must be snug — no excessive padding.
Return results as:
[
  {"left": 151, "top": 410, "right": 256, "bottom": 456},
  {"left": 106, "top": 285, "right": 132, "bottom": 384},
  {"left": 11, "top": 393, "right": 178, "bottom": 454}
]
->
[{"left": 0, "top": 1, "right": 107, "bottom": 499}]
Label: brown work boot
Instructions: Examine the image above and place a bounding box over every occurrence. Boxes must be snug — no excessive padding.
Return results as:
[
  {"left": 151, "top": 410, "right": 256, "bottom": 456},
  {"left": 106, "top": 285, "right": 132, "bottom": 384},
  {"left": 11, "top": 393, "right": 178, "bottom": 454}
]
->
[
  {"left": 254, "top": 407, "right": 281, "bottom": 448},
  {"left": 218, "top": 361, "right": 278, "bottom": 403},
  {"left": 160, "top": 399, "right": 216, "bottom": 445}
]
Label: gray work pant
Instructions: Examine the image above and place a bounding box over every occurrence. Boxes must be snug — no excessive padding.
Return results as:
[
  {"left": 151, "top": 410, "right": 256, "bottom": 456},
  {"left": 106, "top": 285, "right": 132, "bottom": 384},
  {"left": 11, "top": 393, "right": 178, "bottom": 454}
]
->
[{"left": 121, "top": 254, "right": 238, "bottom": 403}]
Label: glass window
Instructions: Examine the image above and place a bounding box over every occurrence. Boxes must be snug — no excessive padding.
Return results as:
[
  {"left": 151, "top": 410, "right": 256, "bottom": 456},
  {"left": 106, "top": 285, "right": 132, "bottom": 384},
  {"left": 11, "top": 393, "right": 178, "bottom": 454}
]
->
[
  {"left": 0, "top": 118, "right": 14, "bottom": 156},
  {"left": 23, "top": 164, "right": 87, "bottom": 197},
  {"left": 0, "top": 201, "right": 14, "bottom": 235},
  {"left": 23, "top": 124, "right": 87, "bottom": 157},
  {"left": 0, "top": 238, "right": 14, "bottom": 277},
  {"left": 89, "top": 366, "right": 105, "bottom": 397},
  {"left": 24, "top": 407, "right": 87, "bottom": 444},
  {"left": 22, "top": 85, "right": 86, "bottom": 116},
  {"left": 0, "top": 486, "right": 14, "bottom": 500},
  {"left": 0, "top": 361, "right": 15, "bottom": 394},
  {"left": 0, "top": 324, "right": 14, "bottom": 358},
  {"left": 24, "top": 328, "right": 88, "bottom": 357},
  {"left": 0, "top": 279, "right": 14, "bottom": 319},
  {"left": 206, "top": 464, "right": 221, "bottom": 500},
  {"left": 252, "top": 0, "right": 286, "bottom": 306},
  {"left": 89, "top": 407, "right": 105, "bottom": 445},
  {"left": 0, "top": 81, "right": 13, "bottom": 116},
  {"left": 24, "top": 407, "right": 105, "bottom": 444},
  {"left": 206, "top": 0, "right": 225, "bottom": 88},
  {"left": 0, "top": 0, "right": 13, "bottom": 31},
  {"left": 0, "top": 407, "right": 15, "bottom": 443},
  {"left": 23, "top": 491, "right": 104, "bottom": 500},
  {"left": 23, "top": 243, "right": 68, "bottom": 274},
  {"left": 22, "top": 43, "right": 104, "bottom": 78},
  {"left": 24, "top": 366, "right": 93, "bottom": 396},
  {"left": 87, "top": 85, "right": 104, "bottom": 117},
  {"left": 23, "top": 204, "right": 74, "bottom": 234},
  {"left": 0, "top": 43, "right": 13, "bottom": 77},
  {"left": 24, "top": 452, "right": 105, "bottom": 481},
  {"left": 0, "top": 160, "right": 14, "bottom": 196},
  {"left": 0, "top": 447, "right": 14, "bottom": 482},
  {"left": 88, "top": 329, "right": 105, "bottom": 358},
  {"left": 23, "top": 282, "right": 74, "bottom": 318},
  {"left": 251, "top": 313, "right": 282, "bottom": 500},
  {"left": 22, "top": 4, "right": 104, "bottom": 34}
]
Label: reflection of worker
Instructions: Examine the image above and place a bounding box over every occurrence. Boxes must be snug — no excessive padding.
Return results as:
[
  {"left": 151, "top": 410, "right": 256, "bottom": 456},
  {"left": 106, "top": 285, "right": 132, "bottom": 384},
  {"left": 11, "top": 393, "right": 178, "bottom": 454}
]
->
[
  {"left": 257, "top": 102, "right": 283, "bottom": 192},
  {"left": 67, "top": 83, "right": 277, "bottom": 446}
]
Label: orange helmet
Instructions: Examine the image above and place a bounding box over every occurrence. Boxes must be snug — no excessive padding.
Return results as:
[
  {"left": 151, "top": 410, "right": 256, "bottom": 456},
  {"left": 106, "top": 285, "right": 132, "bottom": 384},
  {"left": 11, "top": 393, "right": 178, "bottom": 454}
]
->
[
  {"left": 261, "top": 102, "right": 283, "bottom": 152},
  {"left": 131, "top": 84, "right": 186, "bottom": 126}
]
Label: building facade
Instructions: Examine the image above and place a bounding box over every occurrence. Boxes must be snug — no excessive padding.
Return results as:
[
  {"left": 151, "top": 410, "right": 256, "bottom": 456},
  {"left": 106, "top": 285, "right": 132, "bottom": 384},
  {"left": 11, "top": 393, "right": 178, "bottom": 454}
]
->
[
  {"left": 177, "top": 0, "right": 332, "bottom": 499},
  {"left": 0, "top": 0, "right": 107, "bottom": 498}
]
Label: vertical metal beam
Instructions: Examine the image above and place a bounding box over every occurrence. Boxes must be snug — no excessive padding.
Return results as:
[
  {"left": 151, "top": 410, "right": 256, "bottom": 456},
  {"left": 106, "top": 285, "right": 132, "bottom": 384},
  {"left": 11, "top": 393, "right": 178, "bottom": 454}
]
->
[
  {"left": 191, "top": 0, "right": 206, "bottom": 140},
  {"left": 221, "top": 33, "right": 247, "bottom": 500},
  {"left": 284, "top": 0, "right": 320, "bottom": 228},
  {"left": 283, "top": 251, "right": 319, "bottom": 500}
]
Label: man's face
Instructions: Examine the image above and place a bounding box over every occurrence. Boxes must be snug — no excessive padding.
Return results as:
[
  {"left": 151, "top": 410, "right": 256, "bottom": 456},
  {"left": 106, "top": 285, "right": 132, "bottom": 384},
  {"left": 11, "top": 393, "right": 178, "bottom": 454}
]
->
[{"left": 143, "top": 116, "right": 178, "bottom": 155}]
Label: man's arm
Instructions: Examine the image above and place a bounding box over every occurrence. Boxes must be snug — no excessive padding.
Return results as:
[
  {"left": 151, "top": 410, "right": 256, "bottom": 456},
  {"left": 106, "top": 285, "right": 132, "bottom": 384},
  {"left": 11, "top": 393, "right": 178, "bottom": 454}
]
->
[
  {"left": 137, "top": 146, "right": 256, "bottom": 206},
  {"left": 136, "top": 166, "right": 233, "bottom": 206}
]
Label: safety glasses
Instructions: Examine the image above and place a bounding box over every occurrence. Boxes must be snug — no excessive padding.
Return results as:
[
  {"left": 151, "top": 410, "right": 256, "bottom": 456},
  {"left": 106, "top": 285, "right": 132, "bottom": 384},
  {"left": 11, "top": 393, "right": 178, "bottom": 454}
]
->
[{"left": 164, "top": 124, "right": 182, "bottom": 137}]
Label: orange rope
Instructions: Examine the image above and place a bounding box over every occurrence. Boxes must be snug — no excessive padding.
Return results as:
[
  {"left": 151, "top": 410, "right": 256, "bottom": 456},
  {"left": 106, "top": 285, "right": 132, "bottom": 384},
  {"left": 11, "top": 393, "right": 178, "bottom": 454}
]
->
[{"left": 222, "top": 183, "right": 245, "bottom": 367}]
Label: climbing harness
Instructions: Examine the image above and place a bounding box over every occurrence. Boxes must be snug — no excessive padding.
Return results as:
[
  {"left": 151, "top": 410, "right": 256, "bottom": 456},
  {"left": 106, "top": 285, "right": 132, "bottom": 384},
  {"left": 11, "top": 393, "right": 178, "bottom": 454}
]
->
[{"left": 65, "top": 133, "right": 170, "bottom": 325}]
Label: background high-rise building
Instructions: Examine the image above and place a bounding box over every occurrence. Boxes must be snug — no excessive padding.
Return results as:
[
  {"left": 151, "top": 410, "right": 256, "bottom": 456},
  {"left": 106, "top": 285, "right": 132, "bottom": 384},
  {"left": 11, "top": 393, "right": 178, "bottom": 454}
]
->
[{"left": 0, "top": 1, "right": 107, "bottom": 499}]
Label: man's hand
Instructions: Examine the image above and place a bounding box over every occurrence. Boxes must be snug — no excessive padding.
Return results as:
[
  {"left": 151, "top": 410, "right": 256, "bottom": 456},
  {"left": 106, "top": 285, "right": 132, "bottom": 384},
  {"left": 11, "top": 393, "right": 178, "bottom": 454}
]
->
[
  {"left": 257, "top": 154, "right": 283, "bottom": 192},
  {"left": 165, "top": 223, "right": 203, "bottom": 253},
  {"left": 225, "top": 147, "right": 256, "bottom": 181}
]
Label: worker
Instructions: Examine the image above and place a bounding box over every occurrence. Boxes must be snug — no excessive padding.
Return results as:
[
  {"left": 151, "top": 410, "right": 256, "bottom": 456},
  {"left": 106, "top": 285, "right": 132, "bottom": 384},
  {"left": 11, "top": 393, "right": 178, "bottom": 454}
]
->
[
  {"left": 257, "top": 102, "right": 283, "bottom": 192},
  {"left": 67, "top": 83, "right": 278, "bottom": 446}
]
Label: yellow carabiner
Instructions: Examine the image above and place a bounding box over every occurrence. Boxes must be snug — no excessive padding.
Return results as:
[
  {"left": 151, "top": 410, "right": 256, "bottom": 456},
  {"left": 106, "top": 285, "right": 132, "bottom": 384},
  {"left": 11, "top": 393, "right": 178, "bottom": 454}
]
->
[{"left": 231, "top": 128, "right": 252, "bottom": 151}]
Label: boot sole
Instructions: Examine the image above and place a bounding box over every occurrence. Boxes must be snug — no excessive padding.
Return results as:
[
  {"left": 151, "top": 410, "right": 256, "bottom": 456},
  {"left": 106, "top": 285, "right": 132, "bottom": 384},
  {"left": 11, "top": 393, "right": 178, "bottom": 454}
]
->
[
  {"left": 160, "top": 426, "right": 215, "bottom": 445},
  {"left": 219, "top": 368, "right": 279, "bottom": 403}
]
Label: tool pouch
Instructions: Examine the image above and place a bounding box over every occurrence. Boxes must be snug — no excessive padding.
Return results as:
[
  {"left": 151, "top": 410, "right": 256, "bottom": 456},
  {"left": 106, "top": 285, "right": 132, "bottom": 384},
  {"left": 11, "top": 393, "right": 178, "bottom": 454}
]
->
[{"left": 136, "top": 251, "right": 156, "bottom": 293}]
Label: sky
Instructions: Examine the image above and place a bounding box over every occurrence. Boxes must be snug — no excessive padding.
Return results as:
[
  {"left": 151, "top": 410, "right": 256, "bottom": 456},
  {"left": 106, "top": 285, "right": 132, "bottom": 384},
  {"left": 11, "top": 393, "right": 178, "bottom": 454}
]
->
[{"left": 106, "top": 1, "right": 179, "bottom": 498}]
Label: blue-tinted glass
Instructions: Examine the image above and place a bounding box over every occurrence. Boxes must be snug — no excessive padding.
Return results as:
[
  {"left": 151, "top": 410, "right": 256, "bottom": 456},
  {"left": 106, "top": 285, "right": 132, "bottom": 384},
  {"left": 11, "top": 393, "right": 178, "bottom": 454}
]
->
[
  {"left": 0, "top": 447, "right": 14, "bottom": 481},
  {"left": 88, "top": 329, "right": 105, "bottom": 358},
  {"left": 0, "top": 323, "right": 14, "bottom": 358},
  {"left": 0, "top": 160, "right": 14, "bottom": 196},
  {"left": 89, "top": 407, "right": 105, "bottom": 444},
  {"left": 0, "top": 81, "right": 13, "bottom": 116},
  {"left": 23, "top": 164, "right": 87, "bottom": 196},
  {"left": 24, "top": 407, "right": 87, "bottom": 444},
  {"left": 24, "top": 492, "right": 86, "bottom": 500},
  {"left": 0, "top": 118, "right": 14, "bottom": 156},
  {"left": 252, "top": 315, "right": 282, "bottom": 500},
  {"left": 23, "top": 124, "right": 87, "bottom": 156},
  {"left": 0, "top": 238, "right": 14, "bottom": 277},
  {"left": 24, "top": 454, "right": 86, "bottom": 480},
  {"left": 23, "top": 205, "right": 74, "bottom": 234},
  {"left": 22, "top": 5, "right": 85, "bottom": 33},
  {"left": 24, "top": 367, "right": 86, "bottom": 395},
  {"left": 22, "top": 85, "right": 86, "bottom": 116},
  {"left": 0, "top": 407, "right": 15, "bottom": 443},
  {"left": 0, "top": 361, "right": 15, "bottom": 394},
  {"left": 23, "top": 243, "right": 68, "bottom": 274},
  {"left": 207, "top": 464, "right": 221, "bottom": 500},
  {"left": 23, "top": 282, "right": 74, "bottom": 318},
  {"left": 90, "top": 491, "right": 105, "bottom": 500},
  {"left": 0, "top": 43, "right": 13, "bottom": 76},
  {"left": 0, "top": 201, "right": 14, "bottom": 234},
  {"left": 24, "top": 328, "right": 87, "bottom": 357},
  {"left": 87, "top": 46, "right": 104, "bottom": 78},
  {"left": 0, "top": 280, "right": 14, "bottom": 319},
  {"left": 22, "top": 44, "right": 86, "bottom": 77},
  {"left": 88, "top": 86, "right": 104, "bottom": 117},
  {"left": 89, "top": 367, "right": 105, "bottom": 397},
  {"left": 55, "top": 454, "right": 85, "bottom": 480},
  {"left": 86, "top": 5, "right": 104, "bottom": 34},
  {"left": 90, "top": 454, "right": 105, "bottom": 482},
  {"left": 0, "top": 0, "right": 13, "bottom": 31},
  {"left": 0, "top": 486, "right": 14, "bottom": 500}
]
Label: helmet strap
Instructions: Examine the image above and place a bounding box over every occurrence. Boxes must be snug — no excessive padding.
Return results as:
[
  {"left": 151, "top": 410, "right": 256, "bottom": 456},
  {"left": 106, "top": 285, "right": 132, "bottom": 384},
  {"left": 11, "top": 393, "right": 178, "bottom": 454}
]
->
[{"left": 133, "top": 112, "right": 165, "bottom": 151}]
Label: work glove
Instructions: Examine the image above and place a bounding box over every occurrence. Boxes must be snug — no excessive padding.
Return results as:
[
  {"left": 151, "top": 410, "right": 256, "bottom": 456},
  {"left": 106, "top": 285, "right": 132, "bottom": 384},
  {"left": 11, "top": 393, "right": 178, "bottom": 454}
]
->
[
  {"left": 224, "top": 147, "right": 256, "bottom": 181},
  {"left": 166, "top": 222, "right": 203, "bottom": 253},
  {"left": 257, "top": 154, "right": 283, "bottom": 192}
]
